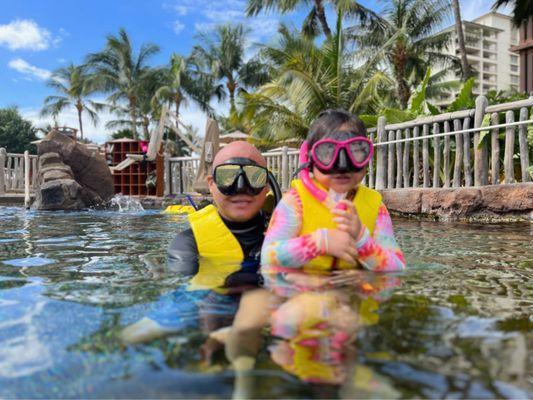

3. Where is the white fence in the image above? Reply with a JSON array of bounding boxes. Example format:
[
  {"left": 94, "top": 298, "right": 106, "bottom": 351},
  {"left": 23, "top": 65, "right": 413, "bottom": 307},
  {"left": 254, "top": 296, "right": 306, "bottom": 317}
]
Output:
[
  {"left": 164, "top": 95, "right": 533, "bottom": 196},
  {"left": 0, "top": 148, "right": 38, "bottom": 206}
]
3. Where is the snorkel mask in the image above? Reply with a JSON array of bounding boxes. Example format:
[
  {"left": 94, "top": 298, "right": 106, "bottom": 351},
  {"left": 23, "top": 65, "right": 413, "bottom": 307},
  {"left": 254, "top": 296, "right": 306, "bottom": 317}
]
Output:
[
  {"left": 213, "top": 157, "right": 282, "bottom": 205},
  {"left": 298, "top": 134, "right": 373, "bottom": 209}
]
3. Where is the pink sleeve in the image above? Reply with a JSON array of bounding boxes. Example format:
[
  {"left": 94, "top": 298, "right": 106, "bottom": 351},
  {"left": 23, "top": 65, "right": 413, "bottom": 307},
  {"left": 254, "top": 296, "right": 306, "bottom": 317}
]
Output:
[
  {"left": 355, "top": 203, "right": 406, "bottom": 272},
  {"left": 260, "top": 189, "right": 326, "bottom": 269}
]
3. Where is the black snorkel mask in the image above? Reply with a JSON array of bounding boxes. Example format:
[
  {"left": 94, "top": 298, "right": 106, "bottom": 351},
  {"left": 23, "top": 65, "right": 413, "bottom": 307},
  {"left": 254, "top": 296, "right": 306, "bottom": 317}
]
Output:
[{"left": 213, "top": 157, "right": 269, "bottom": 196}]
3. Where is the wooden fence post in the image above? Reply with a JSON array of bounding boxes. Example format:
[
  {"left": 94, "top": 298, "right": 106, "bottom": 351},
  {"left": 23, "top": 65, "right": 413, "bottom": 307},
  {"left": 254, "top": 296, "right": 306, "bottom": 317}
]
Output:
[
  {"left": 518, "top": 107, "right": 531, "bottom": 182},
  {"left": 375, "top": 116, "right": 387, "bottom": 190},
  {"left": 422, "top": 124, "right": 430, "bottom": 188},
  {"left": 395, "top": 130, "right": 402, "bottom": 188},
  {"left": 432, "top": 123, "right": 440, "bottom": 188},
  {"left": 0, "top": 148, "right": 5, "bottom": 195},
  {"left": 504, "top": 111, "right": 515, "bottom": 184},
  {"left": 473, "top": 95, "right": 489, "bottom": 186},
  {"left": 443, "top": 121, "right": 450, "bottom": 188},
  {"left": 413, "top": 126, "right": 420, "bottom": 187},
  {"left": 403, "top": 128, "right": 410, "bottom": 188},
  {"left": 368, "top": 131, "right": 374, "bottom": 189},
  {"left": 387, "top": 131, "right": 395, "bottom": 189},
  {"left": 463, "top": 117, "right": 472, "bottom": 187},
  {"left": 24, "top": 151, "right": 30, "bottom": 208},
  {"left": 452, "top": 119, "right": 463, "bottom": 187},
  {"left": 164, "top": 155, "right": 171, "bottom": 196},
  {"left": 490, "top": 112, "right": 500, "bottom": 185},
  {"left": 281, "top": 146, "right": 289, "bottom": 190}
]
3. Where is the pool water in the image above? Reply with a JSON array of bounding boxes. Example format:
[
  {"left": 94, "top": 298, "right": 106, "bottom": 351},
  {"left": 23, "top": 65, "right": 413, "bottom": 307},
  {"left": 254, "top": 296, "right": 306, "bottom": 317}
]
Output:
[{"left": 0, "top": 206, "right": 531, "bottom": 398}]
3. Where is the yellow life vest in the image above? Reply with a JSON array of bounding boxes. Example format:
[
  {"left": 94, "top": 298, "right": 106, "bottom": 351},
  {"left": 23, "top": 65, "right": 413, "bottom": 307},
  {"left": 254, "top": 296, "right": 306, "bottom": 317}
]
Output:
[
  {"left": 187, "top": 204, "right": 244, "bottom": 291},
  {"left": 291, "top": 178, "right": 382, "bottom": 272}
]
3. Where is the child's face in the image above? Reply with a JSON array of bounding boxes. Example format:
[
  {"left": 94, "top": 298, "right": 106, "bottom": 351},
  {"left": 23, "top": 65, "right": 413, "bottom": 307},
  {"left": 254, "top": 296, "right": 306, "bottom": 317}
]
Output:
[{"left": 313, "top": 165, "right": 366, "bottom": 193}]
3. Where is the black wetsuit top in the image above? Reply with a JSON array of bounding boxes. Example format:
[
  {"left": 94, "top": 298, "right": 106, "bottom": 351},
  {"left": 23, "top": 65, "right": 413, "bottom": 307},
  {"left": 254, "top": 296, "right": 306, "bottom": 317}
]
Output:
[{"left": 167, "top": 211, "right": 267, "bottom": 288}]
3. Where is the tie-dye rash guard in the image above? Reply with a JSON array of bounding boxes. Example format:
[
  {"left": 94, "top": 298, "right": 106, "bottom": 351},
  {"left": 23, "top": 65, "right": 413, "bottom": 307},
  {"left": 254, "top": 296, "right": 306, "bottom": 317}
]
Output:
[{"left": 261, "top": 188, "right": 406, "bottom": 289}]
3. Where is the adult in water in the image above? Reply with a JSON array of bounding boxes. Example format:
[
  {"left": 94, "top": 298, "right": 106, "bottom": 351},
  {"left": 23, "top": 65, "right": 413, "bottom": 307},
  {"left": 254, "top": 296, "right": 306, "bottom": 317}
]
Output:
[{"left": 122, "top": 141, "right": 275, "bottom": 345}]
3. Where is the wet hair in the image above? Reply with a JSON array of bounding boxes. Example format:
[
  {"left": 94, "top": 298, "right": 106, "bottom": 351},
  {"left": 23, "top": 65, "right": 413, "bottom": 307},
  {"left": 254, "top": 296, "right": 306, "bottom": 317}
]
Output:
[{"left": 306, "top": 109, "right": 367, "bottom": 148}]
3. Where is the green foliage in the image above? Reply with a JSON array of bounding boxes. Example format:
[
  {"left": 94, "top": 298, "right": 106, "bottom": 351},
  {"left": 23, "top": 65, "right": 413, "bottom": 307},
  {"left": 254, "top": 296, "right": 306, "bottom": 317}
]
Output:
[
  {"left": 477, "top": 114, "right": 492, "bottom": 149},
  {"left": 110, "top": 129, "right": 133, "bottom": 139},
  {"left": 446, "top": 77, "right": 476, "bottom": 112},
  {"left": 0, "top": 107, "right": 38, "bottom": 153}
]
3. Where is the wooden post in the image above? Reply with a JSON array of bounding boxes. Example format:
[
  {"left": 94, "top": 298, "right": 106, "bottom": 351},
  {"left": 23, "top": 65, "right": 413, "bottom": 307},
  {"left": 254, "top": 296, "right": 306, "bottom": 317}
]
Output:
[
  {"left": 422, "top": 124, "right": 430, "bottom": 188},
  {"left": 463, "top": 117, "right": 472, "bottom": 187},
  {"left": 473, "top": 95, "right": 489, "bottom": 186},
  {"left": 433, "top": 123, "right": 441, "bottom": 188},
  {"left": 395, "top": 130, "right": 402, "bottom": 188},
  {"left": 518, "top": 107, "right": 531, "bottom": 182},
  {"left": 31, "top": 156, "right": 38, "bottom": 189},
  {"left": 375, "top": 116, "right": 387, "bottom": 190},
  {"left": 0, "top": 148, "right": 6, "bottom": 195},
  {"left": 452, "top": 119, "right": 463, "bottom": 187},
  {"left": 387, "top": 131, "right": 395, "bottom": 189},
  {"left": 413, "top": 126, "right": 420, "bottom": 187},
  {"left": 24, "top": 151, "right": 30, "bottom": 208},
  {"left": 490, "top": 112, "right": 500, "bottom": 185},
  {"left": 443, "top": 121, "right": 450, "bottom": 188},
  {"left": 164, "top": 155, "right": 170, "bottom": 196},
  {"left": 368, "top": 131, "right": 374, "bottom": 189},
  {"left": 403, "top": 128, "right": 410, "bottom": 188},
  {"left": 504, "top": 111, "right": 515, "bottom": 184},
  {"left": 281, "top": 146, "right": 289, "bottom": 190}
]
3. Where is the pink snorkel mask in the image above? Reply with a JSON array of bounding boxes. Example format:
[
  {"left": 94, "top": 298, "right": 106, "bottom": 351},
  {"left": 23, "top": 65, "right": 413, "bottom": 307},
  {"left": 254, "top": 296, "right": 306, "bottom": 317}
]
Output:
[{"left": 298, "top": 137, "right": 373, "bottom": 208}]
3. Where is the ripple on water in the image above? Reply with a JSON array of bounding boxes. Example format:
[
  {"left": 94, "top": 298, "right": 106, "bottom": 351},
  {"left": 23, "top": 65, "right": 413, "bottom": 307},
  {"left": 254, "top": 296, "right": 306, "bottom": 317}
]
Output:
[{"left": 2, "top": 257, "right": 56, "bottom": 267}]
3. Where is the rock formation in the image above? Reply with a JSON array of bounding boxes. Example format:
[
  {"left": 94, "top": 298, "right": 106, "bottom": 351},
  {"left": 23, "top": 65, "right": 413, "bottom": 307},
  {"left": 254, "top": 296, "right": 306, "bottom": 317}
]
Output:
[{"left": 33, "top": 130, "right": 114, "bottom": 210}]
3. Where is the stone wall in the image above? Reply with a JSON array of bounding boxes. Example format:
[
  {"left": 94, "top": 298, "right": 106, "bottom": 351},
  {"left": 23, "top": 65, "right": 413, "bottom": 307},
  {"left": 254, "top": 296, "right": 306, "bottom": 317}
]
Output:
[{"left": 380, "top": 183, "right": 533, "bottom": 221}]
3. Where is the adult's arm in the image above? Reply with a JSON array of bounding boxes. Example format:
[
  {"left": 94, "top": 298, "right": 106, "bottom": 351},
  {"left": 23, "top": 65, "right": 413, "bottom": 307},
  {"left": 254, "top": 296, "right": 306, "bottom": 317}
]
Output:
[{"left": 167, "top": 228, "right": 200, "bottom": 275}]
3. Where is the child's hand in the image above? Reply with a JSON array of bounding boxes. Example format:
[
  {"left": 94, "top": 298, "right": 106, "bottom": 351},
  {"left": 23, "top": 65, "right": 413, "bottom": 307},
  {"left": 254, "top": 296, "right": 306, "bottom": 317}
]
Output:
[
  {"left": 331, "top": 200, "right": 364, "bottom": 240},
  {"left": 326, "top": 229, "right": 359, "bottom": 265}
]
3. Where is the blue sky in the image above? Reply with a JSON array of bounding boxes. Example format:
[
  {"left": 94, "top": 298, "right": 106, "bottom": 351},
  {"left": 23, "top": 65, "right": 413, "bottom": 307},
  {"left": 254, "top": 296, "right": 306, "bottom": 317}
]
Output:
[{"left": 0, "top": 0, "right": 502, "bottom": 144}]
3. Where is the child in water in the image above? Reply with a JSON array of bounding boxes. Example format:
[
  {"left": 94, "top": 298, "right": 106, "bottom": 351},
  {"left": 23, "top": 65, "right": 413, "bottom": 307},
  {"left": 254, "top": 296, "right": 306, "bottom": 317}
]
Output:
[{"left": 261, "top": 108, "right": 405, "bottom": 295}]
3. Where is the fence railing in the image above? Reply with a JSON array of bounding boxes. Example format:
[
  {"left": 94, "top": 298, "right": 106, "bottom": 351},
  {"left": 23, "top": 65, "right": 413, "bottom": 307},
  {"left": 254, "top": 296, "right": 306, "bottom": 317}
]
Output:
[
  {"left": 165, "top": 95, "right": 532, "bottom": 196},
  {"left": 0, "top": 148, "right": 39, "bottom": 206}
]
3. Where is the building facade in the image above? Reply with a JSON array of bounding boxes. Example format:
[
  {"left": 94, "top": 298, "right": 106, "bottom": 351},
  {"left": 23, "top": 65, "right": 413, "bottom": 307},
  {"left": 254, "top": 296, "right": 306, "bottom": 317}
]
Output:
[
  {"left": 435, "top": 12, "right": 520, "bottom": 106},
  {"left": 510, "top": 17, "right": 533, "bottom": 93}
]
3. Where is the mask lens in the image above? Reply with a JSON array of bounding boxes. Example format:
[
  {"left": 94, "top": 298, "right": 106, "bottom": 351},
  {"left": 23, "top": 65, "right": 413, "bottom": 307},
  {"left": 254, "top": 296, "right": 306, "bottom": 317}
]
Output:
[
  {"left": 348, "top": 140, "right": 371, "bottom": 164},
  {"left": 314, "top": 142, "right": 337, "bottom": 166},
  {"left": 243, "top": 165, "right": 267, "bottom": 189},
  {"left": 215, "top": 165, "right": 241, "bottom": 187}
]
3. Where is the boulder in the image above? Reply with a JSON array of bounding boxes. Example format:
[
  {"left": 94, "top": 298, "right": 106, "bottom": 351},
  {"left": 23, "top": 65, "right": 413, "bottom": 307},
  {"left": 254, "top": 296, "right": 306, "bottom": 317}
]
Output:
[
  {"left": 37, "top": 130, "right": 114, "bottom": 202},
  {"left": 33, "top": 130, "right": 114, "bottom": 210}
]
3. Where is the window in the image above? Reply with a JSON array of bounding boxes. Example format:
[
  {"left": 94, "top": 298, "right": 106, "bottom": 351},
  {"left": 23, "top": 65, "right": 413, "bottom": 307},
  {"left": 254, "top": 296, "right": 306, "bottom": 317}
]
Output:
[
  {"left": 511, "top": 75, "right": 519, "bottom": 84},
  {"left": 511, "top": 64, "right": 518, "bottom": 72},
  {"left": 511, "top": 55, "right": 518, "bottom": 64}
]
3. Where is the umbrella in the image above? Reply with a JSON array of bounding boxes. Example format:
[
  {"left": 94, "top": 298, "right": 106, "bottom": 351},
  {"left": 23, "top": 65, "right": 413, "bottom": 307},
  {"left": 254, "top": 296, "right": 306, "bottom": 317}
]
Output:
[
  {"left": 193, "top": 118, "right": 221, "bottom": 194},
  {"left": 219, "top": 130, "right": 250, "bottom": 143}
]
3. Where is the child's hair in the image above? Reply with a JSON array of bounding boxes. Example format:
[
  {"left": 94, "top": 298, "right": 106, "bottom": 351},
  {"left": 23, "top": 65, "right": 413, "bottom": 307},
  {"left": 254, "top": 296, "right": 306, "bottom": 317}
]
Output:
[{"left": 307, "top": 109, "right": 367, "bottom": 148}]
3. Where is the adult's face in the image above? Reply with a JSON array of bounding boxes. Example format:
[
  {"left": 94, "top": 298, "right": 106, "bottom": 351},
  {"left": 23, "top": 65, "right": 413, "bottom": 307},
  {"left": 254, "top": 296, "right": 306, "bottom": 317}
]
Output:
[{"left": 207, "top": 141, "right": 268, "bottom": 223}]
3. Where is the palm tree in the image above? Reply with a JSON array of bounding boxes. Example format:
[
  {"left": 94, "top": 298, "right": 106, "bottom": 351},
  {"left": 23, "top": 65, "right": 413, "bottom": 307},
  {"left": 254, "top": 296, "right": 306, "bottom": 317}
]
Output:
[
  {"left": 86, "top": 28, "right": 159, "bottom": 140},
  {"left": 40, "top": 64, "right": 101, "bottom": 140},
  {"left": 492, "top": 0, "right": 533, "bottom": 27},
  {"left": 242, "top": 18, "right": 392, "bottom": 141},
  {"left": 191, "top": 23, "right": 269, "bottom": 113},
  {"left": 152, "top": 53, "right": 221, "bottom": 124},
  {"left": 246, "top": 0, "right": 379, "bottom": 39},
  {"left": 348, "top": 0, "right": 454, "bottom": 110},
  {"left": 452, "top": 0, "right": 471, "bottom": 80}
]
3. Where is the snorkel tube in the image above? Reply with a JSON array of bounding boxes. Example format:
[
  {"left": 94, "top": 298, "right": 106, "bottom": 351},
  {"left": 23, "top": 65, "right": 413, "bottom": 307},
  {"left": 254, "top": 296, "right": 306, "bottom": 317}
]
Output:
[{"left": 298, "top": 141, "right": 345, "bottom": 211}]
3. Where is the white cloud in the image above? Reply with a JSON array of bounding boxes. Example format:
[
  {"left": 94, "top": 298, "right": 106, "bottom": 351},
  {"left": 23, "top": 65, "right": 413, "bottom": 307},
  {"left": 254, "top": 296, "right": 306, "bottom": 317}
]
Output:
[
  {"left": 0, "top": 19, "right": 52, "bottom": 51},
  {"left": 174, "top": 5, "right": 189, "bottom": 15},
  {"left": 8, "top": 58, "right": 51, "bottom": 81},
  {"left": 173, "top": 20, "right": 185, "bottom": 34}
]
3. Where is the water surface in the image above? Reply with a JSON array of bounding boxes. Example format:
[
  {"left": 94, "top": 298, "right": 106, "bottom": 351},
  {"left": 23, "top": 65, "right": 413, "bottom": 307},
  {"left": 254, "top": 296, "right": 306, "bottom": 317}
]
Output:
[{"left": 0, "top": 206, "right": 531, "bottom": 398}]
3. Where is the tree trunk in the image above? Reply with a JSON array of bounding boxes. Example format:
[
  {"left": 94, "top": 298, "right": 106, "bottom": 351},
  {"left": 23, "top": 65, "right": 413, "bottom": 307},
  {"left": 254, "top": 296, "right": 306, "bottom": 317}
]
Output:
[
  {"left": 314, "top": 0, "right": 331, "bottom": 38},
  {"left": 142, "top": 116, "right": 150, "bottom": 140},
  {"left": 227, "top": 81, "right": 237, "bottom": 113},
  {"left": 452, "top": 0, "right": 470, "bottom": 80},
  {"left": 129, "top": 97, "right": 138, "bottom": 141},
  {"left": 392, "top": 48, "right": 409, "bottom": 109},
  {"left": 76, "top": 101, "right": 84, "bottom": 141}
]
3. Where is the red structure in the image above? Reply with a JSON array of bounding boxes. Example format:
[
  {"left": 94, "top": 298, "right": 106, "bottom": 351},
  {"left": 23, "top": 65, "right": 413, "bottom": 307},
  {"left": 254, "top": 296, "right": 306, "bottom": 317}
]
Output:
[
  {"left": 511, "top": 16, "right": 533, "bottom": 93},
  {"left": 105, "top": 139, "right": 164, "bottom": 196}
]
